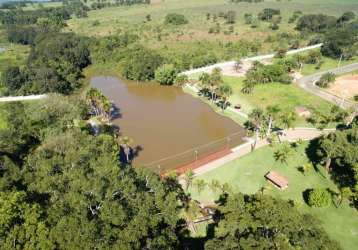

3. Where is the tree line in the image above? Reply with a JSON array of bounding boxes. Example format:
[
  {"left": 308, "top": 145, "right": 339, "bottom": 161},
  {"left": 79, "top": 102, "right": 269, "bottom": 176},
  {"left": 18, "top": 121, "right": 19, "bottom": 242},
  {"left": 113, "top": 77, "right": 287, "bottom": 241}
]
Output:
[
  {"left": 2, "top": 32, "right": 91, "bottom": 95},
  {"left": 296, "top": 12, "right": 357, "bottom": 60}
]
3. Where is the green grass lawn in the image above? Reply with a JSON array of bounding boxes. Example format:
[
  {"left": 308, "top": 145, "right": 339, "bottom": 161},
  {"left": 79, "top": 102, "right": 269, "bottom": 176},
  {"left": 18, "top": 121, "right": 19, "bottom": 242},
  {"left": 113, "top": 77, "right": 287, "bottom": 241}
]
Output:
[
  {"left": 189, "top": 142, "right": 358, "bottom": 250},
  {"left": 184, "top": 75, "right": 335, "bottom": 128},
  {"left": 301, "top": 56, "right": 358, "bottom": 76},
  {"left": 224, "top": 76, "right": 334, "bottom": 127}
]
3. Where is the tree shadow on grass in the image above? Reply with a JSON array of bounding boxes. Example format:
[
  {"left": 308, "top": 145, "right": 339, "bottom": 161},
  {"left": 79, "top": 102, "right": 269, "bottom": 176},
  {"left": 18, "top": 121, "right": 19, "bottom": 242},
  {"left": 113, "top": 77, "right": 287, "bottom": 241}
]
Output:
[
  {"left": 305, "top": 138, "right": 327, "bottom": 179},
  {"left": 302, "top": 188, "right": 312, "bottom": 205}
]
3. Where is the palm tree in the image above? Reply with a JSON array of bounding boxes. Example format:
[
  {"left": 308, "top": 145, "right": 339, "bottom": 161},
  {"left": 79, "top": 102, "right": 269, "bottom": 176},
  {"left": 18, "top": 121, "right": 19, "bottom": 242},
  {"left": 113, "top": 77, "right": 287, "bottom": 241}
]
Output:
[
  {"left": 266, "top": 105, "right": 281, "bottom": 136},
  {"left": 193, "top": 179, "right": 206, "bottom": 195},
  {"left": 280, "top": 111, "right": 297, "bottom": 130},
  {"left": 248, "top": 109, "right": 266, "bottom": 150},
  {"left": 119, "top": 136, "right": 134, "bottom": 163},
  {"left": 210, "top": 67, "right": 223, "bottom": 101},
  {"left": 319, "top": 134, "right": 339, "bottom": 172},
  {"left": 199, "top": 72, "right": 211, "bottom": 97},
  {"left": 184, "top": 170, "right": 195, "bottom": 191},
  {"left": 218, "top": 84, "right": 233, "bottom": 110},
  {"left": 234, "top": 59, "right": 242, "bottom": 72},
  {"left": 274, "top": 143, "right": 293, "bottom": 164},
  {"left": 86, "top": 88, "right": 111, "bottom": 122},
  {"left": 260, "top": 184, "right": 272, "bottom": 195},
  {"left": 209, "top": 179, "right": 221, "bottom": 194},
  {"left": 220, "top": 182, "right": 233, "bottom": 194},
  {"left": 86, "top": 88, "right": 101, "bottom": 116}
]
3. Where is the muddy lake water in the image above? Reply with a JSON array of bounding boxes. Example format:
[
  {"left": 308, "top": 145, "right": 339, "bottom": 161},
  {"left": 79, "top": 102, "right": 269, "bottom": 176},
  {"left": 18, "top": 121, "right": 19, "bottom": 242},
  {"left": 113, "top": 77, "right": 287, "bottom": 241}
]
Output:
[{"left": 91, "top": 76, "right": 245, "bottom": 172}]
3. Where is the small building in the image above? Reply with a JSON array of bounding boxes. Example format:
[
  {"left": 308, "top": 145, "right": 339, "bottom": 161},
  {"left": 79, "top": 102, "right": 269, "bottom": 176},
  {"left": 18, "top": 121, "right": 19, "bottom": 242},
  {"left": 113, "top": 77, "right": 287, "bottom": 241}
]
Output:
[
  {"left": 265, "top": 171, "right": 288, "bottom": 190},
  {"left": 295, "top": 106, "right": 311, "bottom": 118}
]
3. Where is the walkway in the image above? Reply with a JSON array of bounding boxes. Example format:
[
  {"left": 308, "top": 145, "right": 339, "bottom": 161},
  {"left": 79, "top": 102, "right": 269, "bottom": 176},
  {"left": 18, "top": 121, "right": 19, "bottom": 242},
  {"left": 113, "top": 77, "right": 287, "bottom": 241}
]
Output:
[
  {"left": 182, "top": 44, "right": 323, "bottom": 76},
  {"left": 190, "top": 128, "right": 334, "bottom": 177},
  {"left": 0, "top": 94, "right": 47, "bottom": 102},
  {"left": 296, "top": 63, "right": 358, "bottom": 110}
]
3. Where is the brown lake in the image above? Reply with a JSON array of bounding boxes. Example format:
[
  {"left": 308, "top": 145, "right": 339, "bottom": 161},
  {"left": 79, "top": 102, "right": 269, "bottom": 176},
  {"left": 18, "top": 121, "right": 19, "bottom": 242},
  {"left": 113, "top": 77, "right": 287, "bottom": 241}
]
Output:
[{"left": 91, "top": 76, "right": 245, "bottom": 172}]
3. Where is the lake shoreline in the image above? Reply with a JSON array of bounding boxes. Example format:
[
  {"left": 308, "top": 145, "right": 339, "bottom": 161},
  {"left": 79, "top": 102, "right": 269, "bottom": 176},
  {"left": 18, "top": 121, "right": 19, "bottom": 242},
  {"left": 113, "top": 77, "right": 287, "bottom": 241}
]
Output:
[{"left": 90, "top": 75, "right": 246, "bottom": 172}]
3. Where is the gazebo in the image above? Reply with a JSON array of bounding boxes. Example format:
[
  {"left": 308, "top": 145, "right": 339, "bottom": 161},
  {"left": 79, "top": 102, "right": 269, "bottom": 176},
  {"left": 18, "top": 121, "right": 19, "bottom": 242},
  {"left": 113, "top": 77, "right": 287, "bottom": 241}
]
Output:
[{"left": 265, "top": 171, "right": 288, "bottom": 190}]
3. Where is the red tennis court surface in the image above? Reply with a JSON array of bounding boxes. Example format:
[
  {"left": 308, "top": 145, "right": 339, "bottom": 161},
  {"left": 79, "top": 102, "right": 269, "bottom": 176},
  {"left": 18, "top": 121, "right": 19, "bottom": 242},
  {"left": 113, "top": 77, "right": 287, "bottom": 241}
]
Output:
[{"left": 173, "top": 148, "right": 232, "bottom": 175}]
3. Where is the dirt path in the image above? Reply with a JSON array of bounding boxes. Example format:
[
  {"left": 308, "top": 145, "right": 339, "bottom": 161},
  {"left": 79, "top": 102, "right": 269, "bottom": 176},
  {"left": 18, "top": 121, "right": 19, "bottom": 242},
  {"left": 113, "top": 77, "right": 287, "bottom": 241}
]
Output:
[
  {"left": 182, "top": 44, "right": 323, "bottom": 76},
  {"left": 0, "top": 95, "right": 47, "bottom": 102}
]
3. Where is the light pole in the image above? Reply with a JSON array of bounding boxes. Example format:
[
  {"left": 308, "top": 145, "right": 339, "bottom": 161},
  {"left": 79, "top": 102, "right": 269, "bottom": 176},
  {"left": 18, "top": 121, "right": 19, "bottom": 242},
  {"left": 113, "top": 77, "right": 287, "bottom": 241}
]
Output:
[{"left": 338, "top": 53, "right": 343, "bottom": 68}]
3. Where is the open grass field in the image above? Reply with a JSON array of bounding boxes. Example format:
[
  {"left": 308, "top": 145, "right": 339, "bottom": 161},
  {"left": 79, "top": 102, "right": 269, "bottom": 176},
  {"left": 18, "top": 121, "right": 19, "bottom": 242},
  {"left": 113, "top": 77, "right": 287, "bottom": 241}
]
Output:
[
  {"left": 189, "top": 142, "right": 358, "bottom": 250},
  {"left": 0, "top": 30, "right": 30, "bottom": 73},
  {"left": 66, "top": 0, "right": 358, "bottom": 57},
  {"left": 224, "top": 76, "right": 334, "bottom": 126}
]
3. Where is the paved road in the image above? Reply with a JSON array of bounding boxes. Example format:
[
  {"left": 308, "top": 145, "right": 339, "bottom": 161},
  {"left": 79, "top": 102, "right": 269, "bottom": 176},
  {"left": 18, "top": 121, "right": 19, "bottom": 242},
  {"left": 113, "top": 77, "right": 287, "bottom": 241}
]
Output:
[
  {"left": 296, "top": 63, "right": 358, "bottom": 110},
  {"left": 182, "top": 44, "right": 323, "bottom": 76},
  {"left": 0, "top": 95, "right": 47, "bottom": 102},
  {"left": 187, "top": 128, "right": 334, "bottom": 177}
]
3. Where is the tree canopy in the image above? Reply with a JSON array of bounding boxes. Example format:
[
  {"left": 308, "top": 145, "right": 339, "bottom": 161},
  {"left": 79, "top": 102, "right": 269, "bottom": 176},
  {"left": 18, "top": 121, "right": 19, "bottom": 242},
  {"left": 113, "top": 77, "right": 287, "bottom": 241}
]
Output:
[{"left": 205, "top": 193, "right": 342, "bottom": 250}]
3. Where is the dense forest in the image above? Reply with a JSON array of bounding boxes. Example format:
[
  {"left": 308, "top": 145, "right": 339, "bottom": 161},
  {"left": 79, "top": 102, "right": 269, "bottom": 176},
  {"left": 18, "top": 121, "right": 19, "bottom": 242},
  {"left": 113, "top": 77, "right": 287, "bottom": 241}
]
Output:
[{"left": 0, "top": 1, "right": 357, "bottom": 249}]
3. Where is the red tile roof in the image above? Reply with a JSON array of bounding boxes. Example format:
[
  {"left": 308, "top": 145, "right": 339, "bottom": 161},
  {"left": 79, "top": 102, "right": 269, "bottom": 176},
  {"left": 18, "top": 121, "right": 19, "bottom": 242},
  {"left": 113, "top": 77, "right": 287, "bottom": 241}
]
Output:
[{"left": 265, "top": 171, "right": 288, "bottom": 189}]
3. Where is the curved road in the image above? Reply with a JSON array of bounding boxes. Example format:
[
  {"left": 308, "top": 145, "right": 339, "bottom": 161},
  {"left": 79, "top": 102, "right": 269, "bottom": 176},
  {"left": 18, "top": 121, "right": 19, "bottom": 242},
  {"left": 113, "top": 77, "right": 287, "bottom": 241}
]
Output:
[{"left": 296, "top": 63, "right": 358, "bottom": 110}]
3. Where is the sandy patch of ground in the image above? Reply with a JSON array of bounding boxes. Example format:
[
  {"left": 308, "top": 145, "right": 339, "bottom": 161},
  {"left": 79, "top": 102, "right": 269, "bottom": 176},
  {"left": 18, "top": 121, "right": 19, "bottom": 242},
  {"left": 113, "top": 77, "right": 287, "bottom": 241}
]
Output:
[
  {"left": 221, "top": 59, "right": 272, "bottom": 77},
  {"left": 327, "top": 74, "right": 358, "bottom": 100},
  {"left": 221, "top": 60, "right": 253, "bottom": 77}
]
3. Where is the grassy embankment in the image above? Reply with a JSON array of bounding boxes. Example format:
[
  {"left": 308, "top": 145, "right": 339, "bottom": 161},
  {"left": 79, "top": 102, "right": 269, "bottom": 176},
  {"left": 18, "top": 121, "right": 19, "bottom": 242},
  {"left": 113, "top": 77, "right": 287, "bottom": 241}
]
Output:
[{"left": 189, "top": 142, "right": 358, "bottom": 250}]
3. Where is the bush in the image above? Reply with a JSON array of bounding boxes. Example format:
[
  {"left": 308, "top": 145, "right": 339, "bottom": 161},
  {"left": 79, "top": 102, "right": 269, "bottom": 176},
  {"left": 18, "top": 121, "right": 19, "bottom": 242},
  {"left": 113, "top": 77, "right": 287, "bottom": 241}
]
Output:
[
  {"left": 92, "top": 20, "right": 100, "bottom": 26},
  {"left": 321, "top": 29, "right": 357, "bottom": 59},
  {"left": 155, "top": 64, "right": 178, "bottom": 85},
  {"left": 305, "top": 50, "right": 322, "bottom": 64},
  {"left": 296, "top": 14, "right": 337, "bottom": 33},
  {"left": 164, "top": 13, "right": 188, "bottom": 25},
  {"left": 121, "top": 46, "right": 162, "bottom": 81},
  {"left": 6, "top": 25, "right": 38, "bottom": 45},
  {"left": 308, "top": 189, "right": 332, "bottom": 207},
  {"left": 316, "top": 72, "right": 336, "bottom": 88},
  {"left": 1, "top": 66, "right": 28, "bottom": 94},
  {"left": 354, "top": 95, "right": 358, "bottom": 102}
]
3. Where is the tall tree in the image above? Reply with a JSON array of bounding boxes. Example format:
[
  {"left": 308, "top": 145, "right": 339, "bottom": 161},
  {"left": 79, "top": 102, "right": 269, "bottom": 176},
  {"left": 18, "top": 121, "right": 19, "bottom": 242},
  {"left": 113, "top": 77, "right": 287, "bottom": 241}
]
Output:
[
  {"left": 218, "top": 84, "right": 233, "bottom": 110},
  {"left": 247, "top": 109, "right": 266, "bottom": 150},
  {"left": 205, "top": 193, "right": 341, "bottom": 250},
  {"left": 266, "top": 105, "right": 281, "bottom": 136}
]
